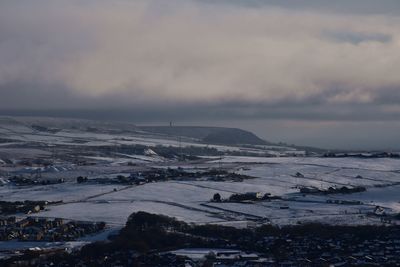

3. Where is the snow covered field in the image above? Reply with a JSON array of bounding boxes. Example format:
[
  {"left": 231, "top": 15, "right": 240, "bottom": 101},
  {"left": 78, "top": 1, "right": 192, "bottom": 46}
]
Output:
[
  {"left": 1, "top": 117, "right": 399, "bottom": 231},
  {"left": 1, "top": 156, "right": 398, "bottom": 228}
]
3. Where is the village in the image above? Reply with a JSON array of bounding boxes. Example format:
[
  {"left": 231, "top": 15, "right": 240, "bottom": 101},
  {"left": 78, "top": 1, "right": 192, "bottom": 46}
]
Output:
[
  {"left": 0, "top": 216, "right": 105, "bottom": 242},
  {"left": 2, "top": 212, "right": 400, "bottom": 266}
]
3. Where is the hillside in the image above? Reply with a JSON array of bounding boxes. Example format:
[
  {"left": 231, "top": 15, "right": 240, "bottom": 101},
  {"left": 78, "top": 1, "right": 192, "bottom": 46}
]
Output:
[
  {"left": 0, "top": 116, "right": 269, "bottom": 146},
  {"left": 139, "top": 126, "right": 268, "bottom": 145}
]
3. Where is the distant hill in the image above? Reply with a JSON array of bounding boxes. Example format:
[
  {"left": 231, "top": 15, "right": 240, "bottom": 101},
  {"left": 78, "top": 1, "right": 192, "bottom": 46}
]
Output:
[
  {"left": 139, "top": 126, "right": 268, "bottom": 145},
  {"left": 0, "top": 116, "right": 139, "bottom": 134},
  {"left": 0, "top": 116, "right": 269, "bottom": 146}
]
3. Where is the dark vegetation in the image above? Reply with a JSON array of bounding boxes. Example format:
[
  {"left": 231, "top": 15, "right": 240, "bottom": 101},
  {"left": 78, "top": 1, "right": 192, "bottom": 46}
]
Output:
[
  {"left": 299, "top": 185, "right": 366, "bottom": 195},
  {"left": 77, "top": 168, "right": 253, "bottom": 185},
  {"left": 0, "top": 200, "right": 59, "bottom": 215},
  {"left": 9, "top": 176, "right": 65, "bottom": 186},
  {"left": 213, "top": 192, "right": 281, "bottom": 203},
  {"left": 323, "top": 152, "right": 400, "bottom": 158}
]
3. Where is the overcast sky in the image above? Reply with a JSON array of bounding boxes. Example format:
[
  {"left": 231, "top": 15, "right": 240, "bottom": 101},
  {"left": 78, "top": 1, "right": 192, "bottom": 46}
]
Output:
[{"left": 1, "top": 0, "right": 400, "bottom": 150}]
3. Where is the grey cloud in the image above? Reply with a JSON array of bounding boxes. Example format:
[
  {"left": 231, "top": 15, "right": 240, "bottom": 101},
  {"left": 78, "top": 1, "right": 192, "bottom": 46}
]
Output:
[
  {"left": 207, "top": 0, "right": 400, "bottom": 15},
  {"left": 324, "top": 31, "right": 392, "bottom": 44},
  {"left": 1, "top": 0, "right": 400, "bottom": 149},
  {"left": 1, "top": 0, "right": 400, "bottom": 105}
]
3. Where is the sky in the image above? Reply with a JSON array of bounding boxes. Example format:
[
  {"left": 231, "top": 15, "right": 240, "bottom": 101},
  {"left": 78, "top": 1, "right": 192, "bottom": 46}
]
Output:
[{"left": 0, "top": 0, "right": 400, "bottom": 150}]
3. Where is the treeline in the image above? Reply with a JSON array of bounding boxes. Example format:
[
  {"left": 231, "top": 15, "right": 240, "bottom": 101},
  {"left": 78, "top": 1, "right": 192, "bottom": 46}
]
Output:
[
  {"left": 0, "top": 200, "right": 55, "bottom": 215},
  {"left": 300, "top": 185, "right": 366, "bottom": 195}
]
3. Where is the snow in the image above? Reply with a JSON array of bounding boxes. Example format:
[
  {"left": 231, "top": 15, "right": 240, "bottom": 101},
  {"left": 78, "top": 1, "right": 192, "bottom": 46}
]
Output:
[
  {"left": 171, "top": 248, "right": 242, "bottom": 260},
  {"left": 0, "top": 183, "right": 126, "bottom": 202},
  {"left": 1, "top": 117, "right": 399, "bottom": 228},
  {"left": 332, "top": 185, "right": 400, "bottom": 212},
  {"left": 1, "top": 156, "right": 399, "bottom": 227},
  {"left": 215, "top": 156, "right": 400, "bottom": 172},
  {"left": 32, "top": 201, "right": 219, "bottom": 225}
]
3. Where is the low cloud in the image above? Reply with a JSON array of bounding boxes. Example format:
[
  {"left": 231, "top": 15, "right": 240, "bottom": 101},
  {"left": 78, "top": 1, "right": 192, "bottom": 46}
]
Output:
[{"left": 0, "top": 0, "right": 400, "bottom": 122}]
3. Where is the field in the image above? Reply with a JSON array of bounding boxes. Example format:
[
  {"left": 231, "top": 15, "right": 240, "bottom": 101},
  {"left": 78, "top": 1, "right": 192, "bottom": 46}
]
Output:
[
  {"left": 0, "top": 117, "right": 399, "bottom": 229},
  {"left": 1, "top": 156, "right": 399, "bottom": 227}
]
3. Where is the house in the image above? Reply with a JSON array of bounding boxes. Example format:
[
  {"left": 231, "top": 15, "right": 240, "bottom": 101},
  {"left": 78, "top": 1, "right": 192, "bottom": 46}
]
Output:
[
  {"left": 244, "top": 192, "right": 263, "bottom": 199},
  {"left": 300, "top": 186, "right": 319, "bottom": 194},
  {"left": 0, "top": 216, "right": 16, "bottom": 226},
  {"left": 374, "top": 206, "right": 386, "bottom": 216}
]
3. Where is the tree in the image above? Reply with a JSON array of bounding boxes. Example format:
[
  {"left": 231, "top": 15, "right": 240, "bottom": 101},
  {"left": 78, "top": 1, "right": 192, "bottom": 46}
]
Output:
[
  {"left": 77, "top": 176, "right": 87, "bottom": 183},
  {"left": 212, "top": 193, "right": 221, "bottom": 202}
]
